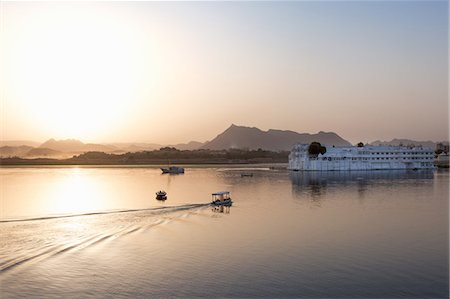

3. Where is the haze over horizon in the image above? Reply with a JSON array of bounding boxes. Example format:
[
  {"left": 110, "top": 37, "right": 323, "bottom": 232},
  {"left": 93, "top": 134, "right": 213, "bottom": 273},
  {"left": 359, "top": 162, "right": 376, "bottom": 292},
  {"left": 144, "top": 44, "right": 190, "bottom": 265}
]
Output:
[
  {"left": 1, "top": 1, "right": 448, "bottom": 145},
  {"left": 1, "top": 123, "right": 447, "bottom": 149}
]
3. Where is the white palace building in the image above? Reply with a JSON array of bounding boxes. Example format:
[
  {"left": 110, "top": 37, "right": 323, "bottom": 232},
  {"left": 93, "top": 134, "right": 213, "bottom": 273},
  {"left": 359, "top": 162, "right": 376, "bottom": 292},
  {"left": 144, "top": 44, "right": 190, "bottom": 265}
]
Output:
[{"left": 288, "top": 144, "right": 435, "bottom": 171}]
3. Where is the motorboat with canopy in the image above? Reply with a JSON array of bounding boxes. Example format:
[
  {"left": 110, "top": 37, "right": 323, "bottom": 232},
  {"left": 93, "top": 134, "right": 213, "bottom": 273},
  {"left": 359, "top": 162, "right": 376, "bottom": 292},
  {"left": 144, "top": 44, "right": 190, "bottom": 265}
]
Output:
[{"left": 211, "top": 191, "right": 232, "bottom": 206}]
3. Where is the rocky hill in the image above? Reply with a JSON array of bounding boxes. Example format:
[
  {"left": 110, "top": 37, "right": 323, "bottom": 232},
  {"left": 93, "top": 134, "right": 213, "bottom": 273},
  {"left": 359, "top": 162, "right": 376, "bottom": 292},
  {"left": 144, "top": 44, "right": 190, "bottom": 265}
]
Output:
[{"left": 201, "top": 124, "right": 351, "bottom": 151}]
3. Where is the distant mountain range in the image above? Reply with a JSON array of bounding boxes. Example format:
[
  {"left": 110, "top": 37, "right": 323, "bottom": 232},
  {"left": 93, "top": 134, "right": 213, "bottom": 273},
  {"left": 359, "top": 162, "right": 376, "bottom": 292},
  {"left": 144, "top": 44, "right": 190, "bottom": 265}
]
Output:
[
  {"left": 201, "top": 124, "right": 351, "bottom": 151},
  {"left": 0, "top": 145, "right": 34, "bottom": 157},
  {"left": 40, "top": 138, "right": 118, "bottom": 153},
  {"left": 1, "top": 125, "right": 445, "bottom": 159},
  {"left": 0, "top": 140, "right": 41, "bottom": 147},
  {"left": 369, "top": 138, "right": 442, "bottom": 149}
]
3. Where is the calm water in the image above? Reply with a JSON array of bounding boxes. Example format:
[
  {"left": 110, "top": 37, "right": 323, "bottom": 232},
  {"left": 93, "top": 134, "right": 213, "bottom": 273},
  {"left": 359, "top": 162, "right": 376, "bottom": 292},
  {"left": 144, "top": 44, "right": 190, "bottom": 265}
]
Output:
[{"left": 0, "top": 166, "right": 448, "bottom": 298}]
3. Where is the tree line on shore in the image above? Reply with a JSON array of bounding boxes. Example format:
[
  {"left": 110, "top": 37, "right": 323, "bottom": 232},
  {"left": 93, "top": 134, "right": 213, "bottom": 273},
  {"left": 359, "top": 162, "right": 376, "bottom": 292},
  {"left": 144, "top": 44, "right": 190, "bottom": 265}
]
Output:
[{"left": 0, "top": 147, "right": 290, "bottom": 165}]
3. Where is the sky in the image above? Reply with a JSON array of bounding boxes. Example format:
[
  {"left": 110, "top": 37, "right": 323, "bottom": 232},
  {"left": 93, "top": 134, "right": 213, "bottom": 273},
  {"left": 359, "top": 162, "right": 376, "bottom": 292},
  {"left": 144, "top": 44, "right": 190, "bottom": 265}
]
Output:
[{"left": 1, "top": 1, "right": 448, "bottom": 144}]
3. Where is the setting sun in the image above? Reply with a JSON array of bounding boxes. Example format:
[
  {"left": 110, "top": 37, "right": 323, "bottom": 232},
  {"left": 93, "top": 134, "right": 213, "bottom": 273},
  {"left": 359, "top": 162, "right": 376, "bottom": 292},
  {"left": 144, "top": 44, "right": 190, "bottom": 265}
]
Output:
[{"left": 2, "top": 3, "right": 157, "bottom": 140}]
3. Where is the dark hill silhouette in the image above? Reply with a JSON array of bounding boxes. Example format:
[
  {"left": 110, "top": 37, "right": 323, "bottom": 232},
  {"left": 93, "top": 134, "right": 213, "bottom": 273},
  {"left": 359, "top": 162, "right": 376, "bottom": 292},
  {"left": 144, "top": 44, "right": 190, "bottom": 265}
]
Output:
[{"left": 201, "top": 124, "right": 351, "bottom": 151}]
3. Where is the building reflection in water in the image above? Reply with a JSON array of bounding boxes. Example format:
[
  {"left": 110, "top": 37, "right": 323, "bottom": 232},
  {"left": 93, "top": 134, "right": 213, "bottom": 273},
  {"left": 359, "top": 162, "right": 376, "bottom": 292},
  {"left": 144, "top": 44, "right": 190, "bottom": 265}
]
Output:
[{"left": 290, "top": 170, "right": 435, "bottom": 204}]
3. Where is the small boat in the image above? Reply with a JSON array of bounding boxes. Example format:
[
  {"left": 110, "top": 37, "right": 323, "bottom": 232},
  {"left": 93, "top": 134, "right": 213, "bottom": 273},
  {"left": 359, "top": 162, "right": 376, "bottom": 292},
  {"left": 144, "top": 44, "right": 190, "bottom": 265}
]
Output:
[
  {"left": 161, "top": 166, "right": 184, "bottom": 174},
  {"left": 241, "top": 173, "right": 253, "bottom": 177},
  {"left": 156, "top": 190, "right": 167, "bottom": 200},
  {"left": 211, "top": 191, "right": 232, "bottom": 206}
]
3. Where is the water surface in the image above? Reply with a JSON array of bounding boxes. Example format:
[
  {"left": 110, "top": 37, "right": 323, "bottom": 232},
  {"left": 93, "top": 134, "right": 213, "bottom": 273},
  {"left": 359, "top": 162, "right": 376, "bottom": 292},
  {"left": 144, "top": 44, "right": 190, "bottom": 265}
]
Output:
[{"left": 0, "top": 166, "right": 448, "bottom": 298}]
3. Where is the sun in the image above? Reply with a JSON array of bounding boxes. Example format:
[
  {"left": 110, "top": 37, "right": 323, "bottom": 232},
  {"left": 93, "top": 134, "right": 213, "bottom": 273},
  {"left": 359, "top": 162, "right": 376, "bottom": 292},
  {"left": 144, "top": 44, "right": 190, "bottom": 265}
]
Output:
[{"left": 2, "top": 3, "right": 156, "bottom": 141}]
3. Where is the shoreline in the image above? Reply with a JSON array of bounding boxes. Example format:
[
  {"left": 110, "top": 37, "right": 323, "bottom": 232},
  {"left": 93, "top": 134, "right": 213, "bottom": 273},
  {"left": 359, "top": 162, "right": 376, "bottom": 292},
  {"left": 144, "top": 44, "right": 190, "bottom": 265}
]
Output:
[{"left": 0, "top": 162, "right": 289, "bottom": 168}]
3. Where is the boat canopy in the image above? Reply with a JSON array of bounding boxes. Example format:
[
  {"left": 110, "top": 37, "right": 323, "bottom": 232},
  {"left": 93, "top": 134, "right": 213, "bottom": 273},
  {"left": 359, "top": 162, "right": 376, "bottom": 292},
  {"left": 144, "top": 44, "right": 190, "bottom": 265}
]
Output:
[
  {"left": 212, "top": 191, "right": 230, "bottom": 196},
  {"left": 212, "top": 191, "right": 230, "bottom": 201}
]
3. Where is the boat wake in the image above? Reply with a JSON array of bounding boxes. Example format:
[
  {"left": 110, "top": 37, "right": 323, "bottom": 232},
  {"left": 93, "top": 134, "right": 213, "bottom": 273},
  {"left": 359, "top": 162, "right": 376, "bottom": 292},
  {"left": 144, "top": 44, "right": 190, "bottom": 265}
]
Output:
[
  {"left": 0, "top": 203, "right": 209, "bottom": 273},
  {"left": 0, "top": 203, "right": 208, "bottom": 223}
]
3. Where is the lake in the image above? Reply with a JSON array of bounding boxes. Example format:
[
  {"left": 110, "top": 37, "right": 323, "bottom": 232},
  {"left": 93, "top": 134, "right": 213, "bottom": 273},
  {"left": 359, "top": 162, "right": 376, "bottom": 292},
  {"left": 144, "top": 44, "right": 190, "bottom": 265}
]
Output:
[{"left": 0, "top": 166, "right": 448, "bottom": 298}]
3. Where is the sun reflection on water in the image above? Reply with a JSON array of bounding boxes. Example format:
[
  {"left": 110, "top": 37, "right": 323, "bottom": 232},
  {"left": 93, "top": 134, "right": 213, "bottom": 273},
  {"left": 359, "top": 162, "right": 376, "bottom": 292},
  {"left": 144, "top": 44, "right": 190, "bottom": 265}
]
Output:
[{"left": 47, "top": 168, "right": 109, "bottom": 216}]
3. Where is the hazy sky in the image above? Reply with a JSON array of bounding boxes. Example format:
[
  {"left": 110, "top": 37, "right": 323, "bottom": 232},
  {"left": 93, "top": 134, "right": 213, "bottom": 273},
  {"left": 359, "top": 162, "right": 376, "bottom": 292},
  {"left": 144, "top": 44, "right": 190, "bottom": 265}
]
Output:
[{"left": 1, "top": 1, "right": 448, "bottom": 144}]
